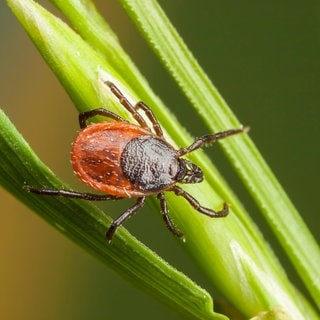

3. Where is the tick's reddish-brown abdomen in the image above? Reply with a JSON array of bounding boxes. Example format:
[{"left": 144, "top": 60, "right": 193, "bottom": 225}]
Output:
[{"left": 71, "top": 122, "right": 155, "bottom": 198}]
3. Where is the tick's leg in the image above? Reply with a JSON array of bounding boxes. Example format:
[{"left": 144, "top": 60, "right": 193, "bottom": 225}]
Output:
[
  {"left": 106, "top": 197, "right": 146, "bottom": 242},
  {"left": 171, "top": 186, "right": 229, "bottom": 217},
  {"left": 24, "top": 186, "right": 124, "bottom": 201},
  {"left": 79, "top": 108, "right": 127, "bottom": 129},
  {"left": 135, "top": 102, "right": 164, "bottom": 138},
  {"left": 177, "top": 126, "right": 250, "bottom": 156},
  {"left": 104, "top": 81, "right": 149, "bottom": 129},
  {"left": 157, "top": 193, "right": 184, "bottom": 237}
]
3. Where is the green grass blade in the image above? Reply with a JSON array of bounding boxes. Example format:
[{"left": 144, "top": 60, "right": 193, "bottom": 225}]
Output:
[
  {"left": 0, "top": 109, "right": 226, "bottom": 319},
  {"left": 2, "top": 1, "right": 233, "bottom": 319},
  {"left": 119, "top": 0, "right": 320, "bottom": 308}
]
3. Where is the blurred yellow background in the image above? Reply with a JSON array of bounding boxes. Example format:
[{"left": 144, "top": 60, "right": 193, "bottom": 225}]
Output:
[{"left": 1, "top": 1, "right": 319, "bottom": 319}]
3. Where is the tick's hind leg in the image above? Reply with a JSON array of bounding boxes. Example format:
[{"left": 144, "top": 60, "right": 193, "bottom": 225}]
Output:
[
  {"left": 79, "top": 108, "right": 127, "bottom": 129},
  {"left": 157, "top": 193, "right": 184, "bottom": 238},
  {"left": 24, "top": 185, "right": 124, "bottom": 201},
  {"left": 171, "top": 186, "right": 229, "bottom": 217},
  {"left": 106, "top": 197, "right": 146, "bottom": 242}
]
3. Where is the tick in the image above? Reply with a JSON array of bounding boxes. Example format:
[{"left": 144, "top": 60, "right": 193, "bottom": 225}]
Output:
[{"left": 26, "top": 81, "right": 249, "bottom": 241}]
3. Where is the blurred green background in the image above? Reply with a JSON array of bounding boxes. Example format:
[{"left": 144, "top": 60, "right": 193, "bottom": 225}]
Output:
[{"left": 1, "top": 1, "right": 319, "bottom": 319}]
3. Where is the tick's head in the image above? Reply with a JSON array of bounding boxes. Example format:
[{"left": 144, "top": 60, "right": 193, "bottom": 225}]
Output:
[{"left": 175, "top": 158, "right": 203, "bottom": 184}]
